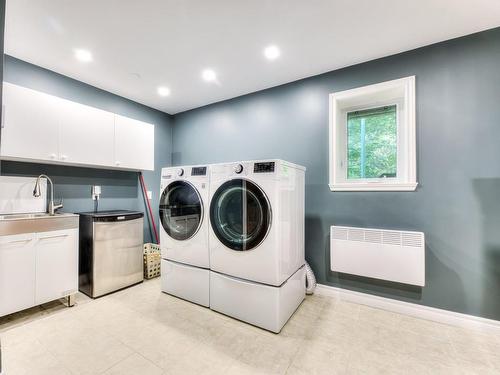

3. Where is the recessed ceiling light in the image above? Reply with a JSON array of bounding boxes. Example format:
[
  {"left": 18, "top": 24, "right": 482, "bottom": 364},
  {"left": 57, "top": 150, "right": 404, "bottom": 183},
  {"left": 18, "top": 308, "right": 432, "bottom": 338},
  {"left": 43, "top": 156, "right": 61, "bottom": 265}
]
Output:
[
  {"left": 157, "top": 86, "right": 171, "bottom": 97},
  {"left": 264, "top": 45, "right": 280, "bottom": 60},
  {"left": 202, "top": 69, "right": 217, "bottom": 82},
  {"left": 74, "top": 49, "right": 93, "bottom": 62}
]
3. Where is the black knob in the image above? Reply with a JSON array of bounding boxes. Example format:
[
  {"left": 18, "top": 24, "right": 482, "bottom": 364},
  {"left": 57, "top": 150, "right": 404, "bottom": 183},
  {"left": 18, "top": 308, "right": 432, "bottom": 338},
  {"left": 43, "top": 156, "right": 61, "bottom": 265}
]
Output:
[{"left": 234, "top": 164, "right": 243, "bottom": 174}]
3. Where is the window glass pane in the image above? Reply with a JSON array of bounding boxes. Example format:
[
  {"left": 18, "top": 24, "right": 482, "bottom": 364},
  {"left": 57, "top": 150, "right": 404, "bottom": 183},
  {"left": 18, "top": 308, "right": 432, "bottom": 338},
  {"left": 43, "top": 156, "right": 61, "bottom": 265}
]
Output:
[{"left": 347, "top": 105, "right": 397, "bottom": 179}]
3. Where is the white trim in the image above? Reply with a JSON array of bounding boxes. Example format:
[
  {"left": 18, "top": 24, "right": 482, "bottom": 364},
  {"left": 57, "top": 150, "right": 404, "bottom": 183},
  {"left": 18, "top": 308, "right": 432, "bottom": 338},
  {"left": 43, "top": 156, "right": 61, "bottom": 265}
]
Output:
[
  {"left": 329, "top": 182, "right": 418, "bottom": 192},
  {"left": 316, "top": 284, "right": 500, "bottom": 333},
  {"left": 329, "top": 76, "right": 417, "bottom": 192}
]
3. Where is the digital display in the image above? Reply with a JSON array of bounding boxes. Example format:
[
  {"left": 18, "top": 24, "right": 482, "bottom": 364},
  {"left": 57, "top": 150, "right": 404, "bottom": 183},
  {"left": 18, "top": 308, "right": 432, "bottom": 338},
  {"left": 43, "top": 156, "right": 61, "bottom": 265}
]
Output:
[
  {"left": 191, "top": 166, "right": 207, "bottom": 176},
  {"left": 254, "top": 162, "right": 275, "bottom": 173}
]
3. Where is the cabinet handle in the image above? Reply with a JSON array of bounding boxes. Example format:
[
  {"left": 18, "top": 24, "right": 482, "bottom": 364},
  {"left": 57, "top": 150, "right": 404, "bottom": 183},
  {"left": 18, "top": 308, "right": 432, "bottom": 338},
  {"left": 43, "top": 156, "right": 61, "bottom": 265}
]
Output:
[
  {"left": 1, "top": 104, "right": 5, "bottom": 129},
  {"left": 60, "top": 155, "right": 68, "bottom": 161},
  {"left": 50, "top": 153, "right": 57, "bottom": 159},
  {"left": 115, "top": 161, "right": 121, "bottom": 166},
  {"left": 38, "top": 234, "right": 69, "bottom": 240},
  {"left": 5, "top": 238, "right": 32, "bottom": 244}
]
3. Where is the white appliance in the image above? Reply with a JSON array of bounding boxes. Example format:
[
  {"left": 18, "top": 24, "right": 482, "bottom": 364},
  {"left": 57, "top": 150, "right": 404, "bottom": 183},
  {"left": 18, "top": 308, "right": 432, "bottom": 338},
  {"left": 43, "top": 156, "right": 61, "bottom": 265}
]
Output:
[
  {"left": 159, "top": 165, "right": 210, "bottom": 306},
  {"left": 330, "top": 226, "right": 425, "bottom": 286},
  {"left": 208, "top": 159, "right": 306, "bottom": 332}
]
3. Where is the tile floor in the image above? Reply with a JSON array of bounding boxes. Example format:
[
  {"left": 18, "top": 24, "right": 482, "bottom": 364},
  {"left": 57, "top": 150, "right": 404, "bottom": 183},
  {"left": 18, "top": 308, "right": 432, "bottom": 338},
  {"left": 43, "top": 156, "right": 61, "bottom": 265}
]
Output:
[{"left": 1, "top": 279, "right": 500, "bottom": 374}]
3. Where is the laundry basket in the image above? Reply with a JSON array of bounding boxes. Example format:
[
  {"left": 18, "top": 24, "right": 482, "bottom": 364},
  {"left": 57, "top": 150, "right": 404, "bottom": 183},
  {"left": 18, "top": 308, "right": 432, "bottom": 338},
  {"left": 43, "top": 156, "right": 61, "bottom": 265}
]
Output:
[{"left": 143, "top": 243, "right": 161, "bottom": 279}]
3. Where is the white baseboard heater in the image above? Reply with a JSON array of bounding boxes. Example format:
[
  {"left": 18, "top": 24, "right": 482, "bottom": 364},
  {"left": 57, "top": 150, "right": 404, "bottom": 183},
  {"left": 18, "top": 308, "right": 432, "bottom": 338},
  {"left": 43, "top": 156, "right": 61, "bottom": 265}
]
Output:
[{"left": 330, "top": 226, "right": 425, "bottom": 286}]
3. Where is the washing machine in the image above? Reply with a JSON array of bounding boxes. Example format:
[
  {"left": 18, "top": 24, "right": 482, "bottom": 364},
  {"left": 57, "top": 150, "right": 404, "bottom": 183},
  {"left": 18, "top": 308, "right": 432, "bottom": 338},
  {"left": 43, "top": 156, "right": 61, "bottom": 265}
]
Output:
[
  {"left": 159, "top": 165, "right": 210, "bottom": 306},
  {"left": 208, "top": 159, "right": 306, "bottom": 332}
]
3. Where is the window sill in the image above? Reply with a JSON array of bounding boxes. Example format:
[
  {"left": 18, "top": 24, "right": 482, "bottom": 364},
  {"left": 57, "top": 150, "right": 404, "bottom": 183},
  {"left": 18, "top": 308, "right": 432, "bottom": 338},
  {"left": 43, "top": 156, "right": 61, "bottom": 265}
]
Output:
[{"left": 329, "top": 182, "right": 418, "bottom": 192}]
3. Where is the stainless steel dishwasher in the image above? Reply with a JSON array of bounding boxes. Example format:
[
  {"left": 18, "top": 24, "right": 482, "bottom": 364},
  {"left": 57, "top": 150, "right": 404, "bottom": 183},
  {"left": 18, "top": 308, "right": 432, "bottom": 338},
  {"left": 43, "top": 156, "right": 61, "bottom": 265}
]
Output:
[{"left": 78, "top": 210, "right": 144, "bottom": 298}]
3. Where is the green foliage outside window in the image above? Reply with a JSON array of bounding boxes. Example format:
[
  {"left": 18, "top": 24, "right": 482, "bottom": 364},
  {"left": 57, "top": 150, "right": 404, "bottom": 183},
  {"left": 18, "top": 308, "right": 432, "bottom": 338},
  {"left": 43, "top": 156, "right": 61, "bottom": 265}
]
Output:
[{"left": 347, "top": 105, "right": 397, "bottom": 179}]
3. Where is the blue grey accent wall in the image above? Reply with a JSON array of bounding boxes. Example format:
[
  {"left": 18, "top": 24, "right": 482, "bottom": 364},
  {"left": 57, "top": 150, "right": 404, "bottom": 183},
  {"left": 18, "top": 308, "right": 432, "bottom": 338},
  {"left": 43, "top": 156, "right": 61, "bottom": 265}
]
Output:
[
  {"left": 0, "top": 55, "right": 174, "bottom": 243},
  {"left": 172, "top": 28, "right": 500, "bottom": 320}
]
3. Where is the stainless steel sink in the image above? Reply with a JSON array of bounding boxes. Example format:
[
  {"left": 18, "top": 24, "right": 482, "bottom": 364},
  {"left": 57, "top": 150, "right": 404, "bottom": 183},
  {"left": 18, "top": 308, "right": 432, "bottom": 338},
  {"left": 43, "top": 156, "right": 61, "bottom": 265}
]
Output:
[
  {"left": 0, "top": 212, "right": 79, "bottom": 236},
  {"left": 0, "top": 212, "right": 76, "bottom": 221}
]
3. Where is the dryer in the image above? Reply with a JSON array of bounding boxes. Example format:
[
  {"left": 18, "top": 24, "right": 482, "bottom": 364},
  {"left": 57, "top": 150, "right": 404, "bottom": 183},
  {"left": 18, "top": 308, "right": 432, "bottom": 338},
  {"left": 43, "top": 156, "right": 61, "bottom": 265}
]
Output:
[
  {"left": 209, "top": 159, "right": 305, "bottom": 286},
  {"left": 208, "top": 159, "right": 306, "bottom": 332},
  {"left": 159, "top": 165, "right": 210, "bottom": 306}
]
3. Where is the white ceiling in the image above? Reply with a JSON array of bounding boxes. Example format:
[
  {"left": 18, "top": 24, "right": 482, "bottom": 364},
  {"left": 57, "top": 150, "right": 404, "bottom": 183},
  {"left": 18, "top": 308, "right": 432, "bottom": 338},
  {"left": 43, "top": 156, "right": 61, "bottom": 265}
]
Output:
[{"left": 5, "top": 1, "right": 500, "bottom": 114}]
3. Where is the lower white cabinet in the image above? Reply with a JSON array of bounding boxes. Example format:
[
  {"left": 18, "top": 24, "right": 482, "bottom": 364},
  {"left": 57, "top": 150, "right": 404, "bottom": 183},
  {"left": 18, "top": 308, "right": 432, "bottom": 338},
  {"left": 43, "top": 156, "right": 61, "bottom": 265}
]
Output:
[
  {"left": 35, "top": 229, "right": 78, "bottom": 305},
  {"left": 0, "top": 228, "right": 78, "bottom": 317},
  {"left": 0, "top": 233, "right": 36, "bottom": 317}
]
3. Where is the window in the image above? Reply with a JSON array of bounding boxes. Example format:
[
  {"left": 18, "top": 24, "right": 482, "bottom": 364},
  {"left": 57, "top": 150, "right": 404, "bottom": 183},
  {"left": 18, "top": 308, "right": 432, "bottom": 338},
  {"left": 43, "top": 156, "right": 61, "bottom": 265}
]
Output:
[
  {"left": 347, "top": 105, "right": 397, "bottom": 179},
  {"left": 329, "top": 76, "right": 417, "bottom": 191}
]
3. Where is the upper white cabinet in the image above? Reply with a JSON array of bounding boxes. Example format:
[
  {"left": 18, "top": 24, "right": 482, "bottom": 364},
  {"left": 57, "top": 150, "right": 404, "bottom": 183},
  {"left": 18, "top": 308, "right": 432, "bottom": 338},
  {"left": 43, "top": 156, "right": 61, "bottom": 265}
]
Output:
[
  {"left": 1, "top": 83, "right": 60, "bottom": 162},
  {"left": 115, "top": 114, "right": 154, "bottom": 171},
  {"left": 59, "top": 100, "right": 115, "bottom": 167},
  {"left": 0, "top": 82, "right": 154, "bottom": 171}
]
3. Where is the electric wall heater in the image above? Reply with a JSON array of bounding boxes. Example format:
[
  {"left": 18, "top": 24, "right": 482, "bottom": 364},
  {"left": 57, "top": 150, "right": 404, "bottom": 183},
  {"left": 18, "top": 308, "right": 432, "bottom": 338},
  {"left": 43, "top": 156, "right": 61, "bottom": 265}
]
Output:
[{"left": 330, "top": 226, "right": 425, "bottom": 286}]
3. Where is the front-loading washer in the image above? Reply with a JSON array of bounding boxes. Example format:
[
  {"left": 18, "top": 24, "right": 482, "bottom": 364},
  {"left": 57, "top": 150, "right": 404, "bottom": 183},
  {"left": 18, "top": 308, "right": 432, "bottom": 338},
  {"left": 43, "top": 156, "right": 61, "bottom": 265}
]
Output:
[
  {"left": 208, "top": 159, "right": 306, "bottom": 332},
  {"left": 159, "top": 165, "right": 210, "bottom": 306}
]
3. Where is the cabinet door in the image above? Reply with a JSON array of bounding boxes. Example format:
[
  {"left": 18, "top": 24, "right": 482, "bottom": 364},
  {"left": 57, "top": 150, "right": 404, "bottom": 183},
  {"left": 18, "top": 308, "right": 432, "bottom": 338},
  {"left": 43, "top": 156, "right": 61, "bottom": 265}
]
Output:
[
  {"left": 114, "top": 114, "right": 154, "bottom": 170},
  {"left": 59, "top": 100, "right": 115, "bottom": 166},
  {"left": 1, "top": 82, "right": 60, "bottom": 162},
  {"left": 35, "top": 229, "right": 78, "bottom": 305},
  {"left": 0, "top": 233, "right": 36, "bottom": 317}
]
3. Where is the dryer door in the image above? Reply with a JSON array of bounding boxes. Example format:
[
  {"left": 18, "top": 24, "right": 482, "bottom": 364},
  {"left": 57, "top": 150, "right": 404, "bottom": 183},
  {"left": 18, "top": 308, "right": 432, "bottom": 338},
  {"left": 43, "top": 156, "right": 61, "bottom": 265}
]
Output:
[
  {"left": 210, "top": 179, "right": 271, "bottom": 251},
  {"left": 159, "top": 181, "right": 203, "bottom": 241}
]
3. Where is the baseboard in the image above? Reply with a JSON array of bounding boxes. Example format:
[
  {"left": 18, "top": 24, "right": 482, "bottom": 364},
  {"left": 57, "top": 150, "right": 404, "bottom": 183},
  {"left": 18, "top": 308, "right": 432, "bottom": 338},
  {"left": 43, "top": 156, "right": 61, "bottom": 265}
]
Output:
[{"left": 316, "top": 283, "right": 500, "bottom": 333}]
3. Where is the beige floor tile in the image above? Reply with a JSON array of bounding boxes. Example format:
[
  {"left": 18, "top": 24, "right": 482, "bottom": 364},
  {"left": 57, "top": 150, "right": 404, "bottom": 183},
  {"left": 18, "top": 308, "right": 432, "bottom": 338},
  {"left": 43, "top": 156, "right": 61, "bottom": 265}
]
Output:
[
  {"left": 447, "top": 325, "right": 500, "bottom": 354},
  {"left": 451, "top": 341, "right": 496, "bottom": 368},
  {"left": 454, "top": 359, "right": 499, "bottom": 375},
  {"left": 235, "top": 334, "right": 301, "bottom": 375},
  {"left": 2, "top": 337, "right": 71, "bottom": 375},
  {"left": 400, "top": 354, "right": 463, "bottom": 375},
  {"left": 357, "top": 305, "right": 402, "bottom": 329},
  {"left": 102, "top": 353, "right": 163, "bottom": 375},
  {"left": 398, "top": 314, "right": 452, "bottom": 339},
  {"left": 40, "top": 325, "right": 134, "bottom": 375},
  {"left": 346, "top": 348, "right": 407, "bottom": 375},
  {"left": 228, "top": 360, "right": 281, "bottom": 375},
  {"left": 164, "top": 342, "right": 233, "bottom": 375},
  {"left": 287, "top": 340, "right": 350, "bottom": 375},
  {"left": 322, "top": 299, "right": 361, "bottom": 320},
  {"left": 1, "top": 278, "right": 499, "bottom": 375}
]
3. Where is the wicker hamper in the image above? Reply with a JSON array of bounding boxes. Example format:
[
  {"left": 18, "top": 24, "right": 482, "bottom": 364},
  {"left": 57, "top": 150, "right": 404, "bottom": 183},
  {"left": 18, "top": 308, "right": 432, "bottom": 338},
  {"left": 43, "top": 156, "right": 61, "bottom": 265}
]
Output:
[{"left": 143, "top": 243, "right": 161, "bottom": 279}]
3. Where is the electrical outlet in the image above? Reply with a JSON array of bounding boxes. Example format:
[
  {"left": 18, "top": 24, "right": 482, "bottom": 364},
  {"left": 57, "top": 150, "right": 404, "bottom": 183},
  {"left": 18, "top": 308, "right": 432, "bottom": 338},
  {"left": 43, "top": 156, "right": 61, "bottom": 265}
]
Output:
[
  {"left": 147, "top": 190, "right": 152, "bottom": 200},
  {"left": 92, "top": 185, "right": 101, "bottom": 200}
]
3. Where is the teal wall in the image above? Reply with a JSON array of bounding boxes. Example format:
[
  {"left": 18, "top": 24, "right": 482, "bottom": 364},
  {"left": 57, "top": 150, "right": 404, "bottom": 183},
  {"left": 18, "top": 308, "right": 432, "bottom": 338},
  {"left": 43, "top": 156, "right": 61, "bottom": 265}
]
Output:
[
  {"left": 0, "top": 56, "right": 174, "bottom": 243},
  {"left": 172, "top": 28, "right": 500, "bottom": 320}
]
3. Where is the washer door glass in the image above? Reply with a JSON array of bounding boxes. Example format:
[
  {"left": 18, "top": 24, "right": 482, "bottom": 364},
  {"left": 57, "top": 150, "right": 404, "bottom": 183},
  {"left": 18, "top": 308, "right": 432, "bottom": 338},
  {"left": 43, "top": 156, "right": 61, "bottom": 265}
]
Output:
[
  {"left": 160, "top": 181, "right": 203, "bottom": 241},
  {"left": 210, "top": 179, "right": 271, "bottom": 251}
]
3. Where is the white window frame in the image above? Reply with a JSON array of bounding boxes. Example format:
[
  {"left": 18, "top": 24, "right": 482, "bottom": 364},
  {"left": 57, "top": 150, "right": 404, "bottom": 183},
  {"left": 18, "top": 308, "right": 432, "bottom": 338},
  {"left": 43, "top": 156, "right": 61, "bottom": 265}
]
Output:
[{"left": 329, "top": 76, "right": 417, "bottom": 192}]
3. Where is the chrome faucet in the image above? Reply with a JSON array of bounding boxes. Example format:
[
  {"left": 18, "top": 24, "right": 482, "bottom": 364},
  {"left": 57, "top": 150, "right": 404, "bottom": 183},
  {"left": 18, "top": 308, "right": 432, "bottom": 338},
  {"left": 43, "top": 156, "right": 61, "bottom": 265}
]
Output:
[{"left": 33, "top": 174, "right": 63, "bottom": 215}]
